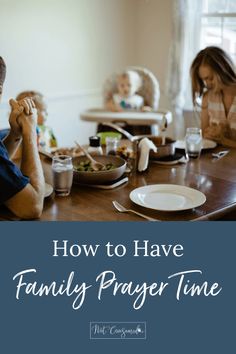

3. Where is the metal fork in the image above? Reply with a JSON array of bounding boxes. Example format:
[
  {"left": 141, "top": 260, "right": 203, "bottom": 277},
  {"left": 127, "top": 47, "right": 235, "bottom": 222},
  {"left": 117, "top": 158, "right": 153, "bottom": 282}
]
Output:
[
  {"left": 212, "top": 150, "right": 229, "bottom": 159},
  {"left": 112, "top": 200, "right": 159, "bottom": 221}
]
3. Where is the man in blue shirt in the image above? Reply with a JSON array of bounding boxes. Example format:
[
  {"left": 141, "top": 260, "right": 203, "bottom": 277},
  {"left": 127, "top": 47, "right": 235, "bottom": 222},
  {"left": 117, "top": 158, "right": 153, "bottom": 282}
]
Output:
[{"left": 0, "top": 56, "right": 45, "bottom": 219}]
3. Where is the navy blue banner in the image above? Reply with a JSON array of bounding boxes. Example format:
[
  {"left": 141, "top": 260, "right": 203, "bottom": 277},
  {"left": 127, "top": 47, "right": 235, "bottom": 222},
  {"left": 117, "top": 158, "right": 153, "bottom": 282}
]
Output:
[{"left": 0, "top": 222, "right": 235, "bottom": 353}]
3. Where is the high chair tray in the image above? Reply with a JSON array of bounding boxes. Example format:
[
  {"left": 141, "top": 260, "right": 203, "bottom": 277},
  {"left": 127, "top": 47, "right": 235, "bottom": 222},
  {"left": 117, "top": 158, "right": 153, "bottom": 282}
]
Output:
[{"left": 80, "top": 108, "right": 172, "bottom": 126}]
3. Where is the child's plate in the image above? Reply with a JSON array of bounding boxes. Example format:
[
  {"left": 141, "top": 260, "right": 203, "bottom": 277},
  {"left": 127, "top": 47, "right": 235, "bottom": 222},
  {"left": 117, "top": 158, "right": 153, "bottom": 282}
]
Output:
[{"left": 175, "top": 138, "right": 217, "bottom": 150}]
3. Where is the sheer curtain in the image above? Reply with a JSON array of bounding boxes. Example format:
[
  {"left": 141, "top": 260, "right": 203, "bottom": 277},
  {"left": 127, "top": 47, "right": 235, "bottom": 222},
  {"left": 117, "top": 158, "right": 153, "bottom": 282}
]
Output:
[{"left": 166, "top": 0, "right": 203, "bottom": 139}]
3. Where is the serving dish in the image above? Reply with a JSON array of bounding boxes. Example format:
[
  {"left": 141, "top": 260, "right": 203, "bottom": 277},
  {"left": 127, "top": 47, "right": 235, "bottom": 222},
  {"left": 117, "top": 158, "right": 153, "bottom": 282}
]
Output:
[
  {"left": 39, "top": 146, "right": 83, "bottom": 159},
  {"left": 73, "top": 155, "right": 126, "bottom": 184}
]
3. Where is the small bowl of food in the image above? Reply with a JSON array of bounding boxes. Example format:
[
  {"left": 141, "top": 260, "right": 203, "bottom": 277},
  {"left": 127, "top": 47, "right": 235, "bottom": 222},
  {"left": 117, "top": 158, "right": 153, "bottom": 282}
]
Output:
[
  {"left": 73, "top": 155, "right": 126, "bottom": 184},
  {"left": 149, "top": 136, "right": 176, "bottom": 159}
]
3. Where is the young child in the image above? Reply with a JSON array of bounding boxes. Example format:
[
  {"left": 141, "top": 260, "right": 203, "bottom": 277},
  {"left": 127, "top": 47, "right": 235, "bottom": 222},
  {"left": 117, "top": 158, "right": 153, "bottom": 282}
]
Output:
[
  {"left": 190, "top": 46, "right": 236, "bottom": 147},
  {"left": 106, "top": 70, "right": 144, "bottom": 112},
  {"left": 16, "top": 91, "right": 57, "bottom": 151}
]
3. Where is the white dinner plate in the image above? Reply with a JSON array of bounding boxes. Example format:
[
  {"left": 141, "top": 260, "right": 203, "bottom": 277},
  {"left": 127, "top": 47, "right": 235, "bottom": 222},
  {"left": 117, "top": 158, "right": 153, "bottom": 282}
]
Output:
[
  {"left": 175, "top": 139, "right": 217, "bottom": 150},
  {"left": 151, "top": 155, "right": 187, "bottom": 165},
  {"left": 152, "top": 159, "right": 181, "bottom": 166},
  {"left": 129, "top": 184, "right": 206, "bottom": 211},
  {"left": 44, "top": 183, "right": 53, "bottom": 198}
]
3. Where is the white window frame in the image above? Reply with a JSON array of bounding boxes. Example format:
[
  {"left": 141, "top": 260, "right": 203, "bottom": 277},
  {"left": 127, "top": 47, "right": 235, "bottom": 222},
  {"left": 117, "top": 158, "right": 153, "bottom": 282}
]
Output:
[
  {"left": 201, "top": 8, "right": 236, "bottom": 62},
  {"left": 184, "top": 4, "right": 236, "bottom": 111}
]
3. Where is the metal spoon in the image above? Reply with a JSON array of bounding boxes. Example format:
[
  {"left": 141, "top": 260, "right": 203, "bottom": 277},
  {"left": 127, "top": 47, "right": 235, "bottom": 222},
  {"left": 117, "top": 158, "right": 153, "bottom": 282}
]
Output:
[
  {"left": 112, "top": 200, "right": 159, "bottom": 221},
  {"left": 75, "top": 141, "right": 105, "bottom": 171}
]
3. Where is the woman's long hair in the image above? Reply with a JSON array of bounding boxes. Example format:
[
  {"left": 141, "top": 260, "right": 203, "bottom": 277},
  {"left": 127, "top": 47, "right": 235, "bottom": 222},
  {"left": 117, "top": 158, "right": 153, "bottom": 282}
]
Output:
[
  {"left": 190, "top": 46, "right": 236, "bottom": 106},
  {"left": 0, "top": 57, "right": 6, "bottom": 88}
]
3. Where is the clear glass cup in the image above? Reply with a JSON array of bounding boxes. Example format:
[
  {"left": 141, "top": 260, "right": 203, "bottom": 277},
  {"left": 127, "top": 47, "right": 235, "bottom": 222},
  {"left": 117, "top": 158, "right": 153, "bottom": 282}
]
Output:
[
  {"left": 185, "top": 127, "right": 202, "bottom": 159},
  {"left": 52, "top": 155, "right": 73, "bottom": 196},
  {"left": 105, "top": 136, "right": 119, "bottom": 155}
]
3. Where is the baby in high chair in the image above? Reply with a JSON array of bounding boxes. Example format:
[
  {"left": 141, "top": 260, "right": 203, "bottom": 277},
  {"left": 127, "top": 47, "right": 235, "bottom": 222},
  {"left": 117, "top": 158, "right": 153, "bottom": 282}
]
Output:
[{"left": 106, "top": 70, "right": 144, "bottom": 112}]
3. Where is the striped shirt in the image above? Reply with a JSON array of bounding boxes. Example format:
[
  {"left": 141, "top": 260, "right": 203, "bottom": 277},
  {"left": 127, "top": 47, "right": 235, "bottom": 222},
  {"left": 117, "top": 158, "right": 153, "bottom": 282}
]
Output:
[{"left": 208, "top": 91, "right": 236, "bottom": 140}]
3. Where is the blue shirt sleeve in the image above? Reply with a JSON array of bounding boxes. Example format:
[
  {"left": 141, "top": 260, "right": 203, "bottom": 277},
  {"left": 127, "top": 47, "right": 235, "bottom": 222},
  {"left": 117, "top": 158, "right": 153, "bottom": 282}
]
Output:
[{"left": 0, "top": 139, "right": 29, "bottom": 204}]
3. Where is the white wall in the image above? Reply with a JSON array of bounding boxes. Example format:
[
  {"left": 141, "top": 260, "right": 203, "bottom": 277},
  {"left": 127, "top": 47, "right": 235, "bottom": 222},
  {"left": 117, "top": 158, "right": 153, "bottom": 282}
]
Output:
[
  {"left": 134, "top": 0, "right": 172, "bottom": 109},
  {"left": 0, "top": 0, "right": 173, "bottom": 145},
  {"left": 0, "top": 0, "right": 136, "bottom": 145},
  {"left": 133, "top": 0, "right": 173, "bottom": 135}
]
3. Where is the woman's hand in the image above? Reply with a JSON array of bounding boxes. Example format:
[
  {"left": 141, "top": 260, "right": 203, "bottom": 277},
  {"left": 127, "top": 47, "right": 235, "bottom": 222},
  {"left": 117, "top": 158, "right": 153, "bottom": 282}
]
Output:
[
  {"left": 204, "top": 124, "right": 223, "bottom": 142},
  {"left": 220, "top": 135, "right": 236, "bottom": 148}
]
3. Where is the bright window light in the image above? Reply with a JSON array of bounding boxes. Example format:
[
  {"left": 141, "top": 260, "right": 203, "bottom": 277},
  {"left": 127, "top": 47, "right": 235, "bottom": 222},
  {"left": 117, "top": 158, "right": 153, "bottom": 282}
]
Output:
[{"left": 200, "top": 0, "right": 236, "bottom": 63}]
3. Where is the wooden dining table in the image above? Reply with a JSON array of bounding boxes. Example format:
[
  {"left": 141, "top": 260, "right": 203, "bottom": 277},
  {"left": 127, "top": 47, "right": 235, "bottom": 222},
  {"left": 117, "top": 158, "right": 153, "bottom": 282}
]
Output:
[{"left": 1, "top": 145, "right": 236, "bottom": 221}]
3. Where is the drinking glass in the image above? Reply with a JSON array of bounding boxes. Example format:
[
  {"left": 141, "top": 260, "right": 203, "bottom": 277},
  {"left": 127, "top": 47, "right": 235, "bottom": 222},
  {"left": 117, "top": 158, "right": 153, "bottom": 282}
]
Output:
[
  {"left": 185, "top": 127, "right": 202, "bottom": 159},
  {"left": 52, "top": 155, "right": 73, "bottom": 196},
  {"left": 105, "top": 136, "right": 119, "bottom": 155}
]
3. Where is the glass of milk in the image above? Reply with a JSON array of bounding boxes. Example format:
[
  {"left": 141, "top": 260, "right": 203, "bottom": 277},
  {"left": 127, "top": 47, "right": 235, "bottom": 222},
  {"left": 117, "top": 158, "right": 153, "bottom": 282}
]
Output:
[{"left": 52, "top": 155, "right": 73, "bottom": 196}]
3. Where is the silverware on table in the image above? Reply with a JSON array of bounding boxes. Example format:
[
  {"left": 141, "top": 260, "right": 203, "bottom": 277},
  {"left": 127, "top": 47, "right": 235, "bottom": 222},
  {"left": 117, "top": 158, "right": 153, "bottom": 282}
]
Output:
[
  {"left": 212, "top": 150, "right": 229, "bottom": 159},
  {"left": 112, "top": 200, "right": 159, "bottom": 221}
]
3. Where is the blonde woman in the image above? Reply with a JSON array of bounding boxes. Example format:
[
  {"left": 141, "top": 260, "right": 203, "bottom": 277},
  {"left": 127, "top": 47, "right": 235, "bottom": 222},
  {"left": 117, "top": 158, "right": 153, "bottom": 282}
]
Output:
[{"left": 190, "top": 46, "right": 236, "bottom": 147}]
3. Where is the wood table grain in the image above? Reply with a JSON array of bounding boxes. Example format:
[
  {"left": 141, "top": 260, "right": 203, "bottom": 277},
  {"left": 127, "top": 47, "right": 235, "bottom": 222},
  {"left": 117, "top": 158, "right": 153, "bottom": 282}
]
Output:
[{"left": 1, "top": 146, "right": 236, "bottom": 221}]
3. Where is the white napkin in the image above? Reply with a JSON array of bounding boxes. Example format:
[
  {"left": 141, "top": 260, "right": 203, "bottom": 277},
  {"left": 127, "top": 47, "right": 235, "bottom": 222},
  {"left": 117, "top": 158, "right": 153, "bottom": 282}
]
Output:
[{"left": 138, "top": 138, "right": 157, "bottom": 172}]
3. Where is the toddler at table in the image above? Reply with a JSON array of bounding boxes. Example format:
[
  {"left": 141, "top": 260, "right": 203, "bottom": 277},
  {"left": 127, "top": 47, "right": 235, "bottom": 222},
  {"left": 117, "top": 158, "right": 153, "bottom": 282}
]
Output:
[
  {"left": 106, "top": 70, "right": 144, "bottom": 112},
  {"left": 16, "top": 91, "right": 57, "bottom": 151}
]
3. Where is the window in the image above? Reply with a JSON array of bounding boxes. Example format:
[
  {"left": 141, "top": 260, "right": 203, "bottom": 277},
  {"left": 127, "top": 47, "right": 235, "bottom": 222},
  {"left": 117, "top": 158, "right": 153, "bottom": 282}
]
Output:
[
  {"left": 184, "top": 0, "right": 236, "bottom": 111},
  {"left": 200, "top": 0, "right": 236, "bottom": 62}
]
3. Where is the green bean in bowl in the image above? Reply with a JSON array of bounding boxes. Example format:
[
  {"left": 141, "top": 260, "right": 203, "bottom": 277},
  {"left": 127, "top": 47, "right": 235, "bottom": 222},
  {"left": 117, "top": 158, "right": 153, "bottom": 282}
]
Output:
[
  {"left": 74, "top": 160, "right": 115, "bottom": 172},
  {"left": 73, "top": 155, "right": 126, "bottom": 184}
]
